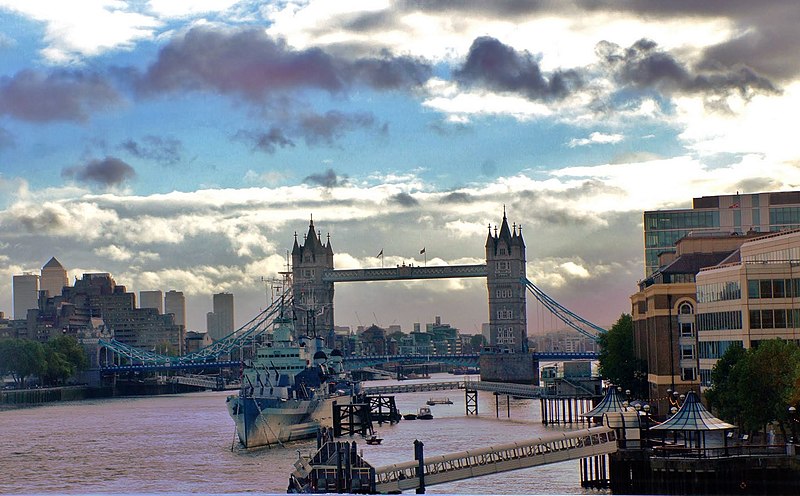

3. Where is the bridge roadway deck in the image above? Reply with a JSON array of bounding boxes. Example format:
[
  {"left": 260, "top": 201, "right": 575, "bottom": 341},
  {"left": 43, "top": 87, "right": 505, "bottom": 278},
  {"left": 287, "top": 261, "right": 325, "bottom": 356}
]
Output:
[
  {"left": 322, "top": 264, "right": 488, "bottom": 282},
  {"left": 363, "top": 380, "right": 544, "bottom": 398},
  {"left": 373, "top": 426, "right": 617, "bottom": 493}
]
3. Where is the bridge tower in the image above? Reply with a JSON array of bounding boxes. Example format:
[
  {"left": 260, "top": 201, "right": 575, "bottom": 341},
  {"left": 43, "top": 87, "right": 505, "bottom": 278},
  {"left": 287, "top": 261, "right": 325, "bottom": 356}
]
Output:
[
  {"left": 485, "top": 210, "right": 528, "bottom": 352},
  {"left": 291, "top": 217, "right": 335, "bottom": 339}
]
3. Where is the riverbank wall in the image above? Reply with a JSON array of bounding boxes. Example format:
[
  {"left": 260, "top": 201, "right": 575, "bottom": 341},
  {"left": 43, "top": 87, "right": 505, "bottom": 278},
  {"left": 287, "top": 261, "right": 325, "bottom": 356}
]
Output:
[{"left": 1, "top": 382, "right": 204, "bottom": 409}]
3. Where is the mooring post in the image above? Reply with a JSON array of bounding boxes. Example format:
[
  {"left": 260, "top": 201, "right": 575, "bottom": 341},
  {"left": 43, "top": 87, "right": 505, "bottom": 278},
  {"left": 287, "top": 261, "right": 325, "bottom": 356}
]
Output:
[{"left": 414, "top": 439, "right": 425, "bottom": 494}]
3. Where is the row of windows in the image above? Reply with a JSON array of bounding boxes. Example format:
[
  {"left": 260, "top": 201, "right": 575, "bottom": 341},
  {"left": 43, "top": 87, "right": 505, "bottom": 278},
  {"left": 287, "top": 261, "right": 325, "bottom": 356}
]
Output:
[
  {"left": 495, "top": 288, "right": 514, "bottom": 298},
  {"left": 769, "top": 207, "right": 800, "bottom": 226},
  {"left": 644, "top": 229, "right": 691, "bottom": 249},
  {"left": 697, "top": 281, "right": 741, "bottom": 303},
  {"left": 744, "top": 247, "right": 800, "bottom": 263},
  {"left": 496, "top": 327, "right": 515, "bottom": 345},
  {"left": 698, "top": 340, "right": 739, "bottom": 359},
  {"left": 644, "top": 211, "right": 719, "bottom": 230},
  {"left": 680, "top": 344, "right": 695, "bottom": 359},
  {"left": 747, "top": 278, "right": 800, "bottom": 299},
  {"left": 749, "top": 308, "right": 800, "bottom": 329},
  {"left": 696, "top": 311, "right": 742, "bottom": 331}
]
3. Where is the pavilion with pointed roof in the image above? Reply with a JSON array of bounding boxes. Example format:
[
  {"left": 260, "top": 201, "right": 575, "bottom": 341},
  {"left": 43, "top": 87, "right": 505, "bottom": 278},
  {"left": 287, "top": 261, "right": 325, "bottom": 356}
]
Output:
[
  {"left": 649, "top": 390, "right": 735, "bottom": 452},
  {"left": 581, "top": 386, "right": 627, "bottom": 422}
]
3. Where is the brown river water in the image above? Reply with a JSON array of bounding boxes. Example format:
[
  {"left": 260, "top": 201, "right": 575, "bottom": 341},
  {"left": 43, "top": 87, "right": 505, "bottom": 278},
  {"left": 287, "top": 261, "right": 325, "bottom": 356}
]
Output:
[{"left": 0, "top": 375, "right": 609, "bottom": 495}]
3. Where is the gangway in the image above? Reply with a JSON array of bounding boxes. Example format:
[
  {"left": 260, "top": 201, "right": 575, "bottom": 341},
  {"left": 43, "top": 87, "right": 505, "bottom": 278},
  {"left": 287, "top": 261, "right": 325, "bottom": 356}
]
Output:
[
  {"left": 360, "top": 367, "right": 395, "bottom": 379},
  {"left": 373, "top": 426, "right": 617, "bottom": 493},
  {"left": 168, "top": 374, "right": 224, "bottom": 390}
]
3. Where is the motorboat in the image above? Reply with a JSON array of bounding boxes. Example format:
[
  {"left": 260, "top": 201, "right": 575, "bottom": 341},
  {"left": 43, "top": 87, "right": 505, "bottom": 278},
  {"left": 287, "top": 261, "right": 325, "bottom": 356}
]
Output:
[{"left": 417, "top": 406, "right": 433, "bottom": 420}]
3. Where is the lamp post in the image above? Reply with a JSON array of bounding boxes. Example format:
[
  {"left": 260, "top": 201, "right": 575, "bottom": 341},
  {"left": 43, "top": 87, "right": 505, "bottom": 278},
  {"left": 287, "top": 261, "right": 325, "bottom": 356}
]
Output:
[{"left": 789, "top": 406, "right": 798, "bottom": 444}]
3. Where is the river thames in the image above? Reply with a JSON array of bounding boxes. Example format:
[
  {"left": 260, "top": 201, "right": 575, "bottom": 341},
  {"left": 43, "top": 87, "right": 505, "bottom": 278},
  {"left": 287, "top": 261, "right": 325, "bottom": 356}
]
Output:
[{"left": 0, "top": 375, "right": 609, "bottom": 495}]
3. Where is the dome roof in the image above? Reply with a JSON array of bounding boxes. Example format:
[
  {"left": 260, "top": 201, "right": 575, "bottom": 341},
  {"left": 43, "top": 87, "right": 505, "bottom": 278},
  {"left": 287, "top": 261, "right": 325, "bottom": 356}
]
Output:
[{"left": 313, "top": 350, "right": 327, "bottom": 360}]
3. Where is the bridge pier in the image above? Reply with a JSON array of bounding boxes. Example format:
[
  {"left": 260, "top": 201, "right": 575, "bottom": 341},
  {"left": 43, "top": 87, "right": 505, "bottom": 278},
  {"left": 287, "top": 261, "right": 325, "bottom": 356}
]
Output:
[
  {"left": 465, "top": 387, "right": 478, "bottom": 415},
  {"left": 580, "top": 454, "right": 610, "bottom": 489}
]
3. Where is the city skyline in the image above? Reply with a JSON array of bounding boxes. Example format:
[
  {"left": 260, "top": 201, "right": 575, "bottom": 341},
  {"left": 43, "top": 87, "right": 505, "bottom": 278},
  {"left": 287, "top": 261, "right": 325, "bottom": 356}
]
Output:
[{"left": 2, "top": 2, "right": 800, "bottom": 334}]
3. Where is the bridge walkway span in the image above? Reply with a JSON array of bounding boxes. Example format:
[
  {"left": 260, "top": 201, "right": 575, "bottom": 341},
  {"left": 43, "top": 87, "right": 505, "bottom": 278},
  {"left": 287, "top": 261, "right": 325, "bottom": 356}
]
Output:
[
  {"left": 374, "top": 426, "right": 616, "bottom": 493},
  {"left": 363, "top": 380, "right": 543, "bottom": 398}
]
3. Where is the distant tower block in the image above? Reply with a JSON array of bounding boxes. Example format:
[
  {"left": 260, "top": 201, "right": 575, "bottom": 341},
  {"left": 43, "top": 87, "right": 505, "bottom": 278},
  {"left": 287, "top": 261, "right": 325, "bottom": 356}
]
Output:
[
  {"left": 485, "top": 209, "right": 528, "bottom": 353},
  {"left": 291, "top": 217, "right": 335, "bottom": 338},
  {"left": 40, "top": 257, "right": 68, "bottom": 297}
]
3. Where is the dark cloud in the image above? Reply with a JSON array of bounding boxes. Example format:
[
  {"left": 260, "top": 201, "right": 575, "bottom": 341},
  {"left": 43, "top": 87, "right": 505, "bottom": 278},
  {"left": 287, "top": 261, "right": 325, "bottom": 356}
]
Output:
[
  {"left": 599, "top": 39, "right": 778, "bottom": 98},
  {"left": 0, "top": 127, "right": 14, "bottom": 150},
  {"left": 352, "top": 53, "right": 432, "bottom": 90},
  {"left": 233, "top": 127, "right": 295, "bottom": 154},
  {"left": 17, "top": 205, "right": 68, "bottom": 233},
  {"left": 0, "top": 69, "right": 121, "bottom": 122},
  {"left": 62, "top": 156, "right": 136, "bottom": 187},
  {"left": 304, "top": 168, "right": 347, "bottom": 188},
  {"left": 455, "top": 36, "right": 582, "bottom": 100},
  {"left": 439, "top": 192, "right": 474, "bottom": 204},
  {"left": 389, "top": 192, "right": 419, "bottom": 207},
  {"left": 137, "top": 26, "right": 431, "bottom": 102},
  {"left": 120, "top": 135, "right": 184, "bottom": 166},
  {"left": 299, "top": 111, "right": 382, "bottom": 146}
]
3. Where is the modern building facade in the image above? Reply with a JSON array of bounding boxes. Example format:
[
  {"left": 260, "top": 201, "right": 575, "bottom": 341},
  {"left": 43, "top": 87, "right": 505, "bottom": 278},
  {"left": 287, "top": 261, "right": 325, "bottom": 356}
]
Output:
[
  {"left": 164, "top": 290, "right": 186, "bottom": 328},
  {"left": 40, "top": 257, "right": 68, "bottom": 297},
  {"left": 695, "top": 229, "right": 800, "bottom": 386},
  {"left": 12, "top": 273, "right": 38, "bottom": 319},
  {"left": 139, "top": 290, "right": 163, "bottom": 313},
  {"left": 644, "top": 190, "right": 800, "bottom": 276},
  {"left": 207, "top": 292, "right": 234, "bottom": 341}
]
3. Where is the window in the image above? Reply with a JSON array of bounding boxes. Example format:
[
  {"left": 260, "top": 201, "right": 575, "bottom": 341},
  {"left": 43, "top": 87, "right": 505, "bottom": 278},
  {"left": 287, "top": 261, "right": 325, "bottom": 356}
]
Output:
[
  {"left": 681, "top": 368, "right": 697, "bottom": 381},
  {"left": 496, "top": 261, "right": 510, "bottom": 274},
  {"left": 680, "top": 322, "right": 693, "bottom": 337},
  {"left": 497, "top": 309, "right": 513, "bottom": 320},
  {"left": 679, "top": 303, "right": 693, "bottom": 314},
  {"left": 681, "top": 345, "right": 695, "bottom": 360},
  {"left": 773, "top": 279, "right": 786, "bottom": 298}
]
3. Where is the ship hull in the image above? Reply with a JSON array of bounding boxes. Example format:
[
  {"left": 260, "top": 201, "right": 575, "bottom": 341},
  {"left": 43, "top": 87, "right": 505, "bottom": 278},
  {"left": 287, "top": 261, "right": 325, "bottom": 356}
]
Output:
[{"left": 226, "top": 394, "right": 342, "bottom": 448}]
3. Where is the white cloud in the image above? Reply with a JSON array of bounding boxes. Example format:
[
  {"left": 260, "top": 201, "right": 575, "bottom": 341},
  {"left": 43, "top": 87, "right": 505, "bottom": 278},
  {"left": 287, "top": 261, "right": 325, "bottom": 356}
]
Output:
[
  {"left": 0, "top": 0, "right": 161, "bottom": 63},
  {"left": 567, "top": 132, "right": 624, "bottom": 148},
  {"left": 146, "top": 0, "right": 240, "bottom": 18}
]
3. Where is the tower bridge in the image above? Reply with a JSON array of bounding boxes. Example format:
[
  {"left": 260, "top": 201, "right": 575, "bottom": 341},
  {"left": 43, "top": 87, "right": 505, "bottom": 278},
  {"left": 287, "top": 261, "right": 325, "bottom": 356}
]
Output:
[{"left": 97, "top": 212, "right": 606, "bottom": 381}]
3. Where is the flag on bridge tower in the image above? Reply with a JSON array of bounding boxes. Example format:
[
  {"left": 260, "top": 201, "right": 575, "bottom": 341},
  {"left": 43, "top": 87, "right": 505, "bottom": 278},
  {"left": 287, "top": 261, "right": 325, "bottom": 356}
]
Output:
[
  {"left": 420, "top": 247, "right": 426, "bottom": 254},
  {"left": 377, "top": 249, "right": 383, "bottom": 257}
]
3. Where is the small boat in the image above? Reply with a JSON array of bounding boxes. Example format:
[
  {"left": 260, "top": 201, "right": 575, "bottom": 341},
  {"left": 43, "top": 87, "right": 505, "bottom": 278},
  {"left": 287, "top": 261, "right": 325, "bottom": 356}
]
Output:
[
  {"left": 365, "top": 434, "right": 383, "bottom": 445},
  {"left": 403, "top": 413, "right": 417, "bottom": 420},
  {"left": 426, "top": 397, "right": 453, "bottom": 405},
  {"left": 417, "top": 406, "right": 433, "bottom": 420}
]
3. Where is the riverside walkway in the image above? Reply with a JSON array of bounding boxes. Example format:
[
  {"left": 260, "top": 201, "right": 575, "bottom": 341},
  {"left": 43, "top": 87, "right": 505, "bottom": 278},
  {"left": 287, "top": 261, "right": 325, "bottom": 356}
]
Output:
[{"left": 372, "top": 426, "right": 616, "bottom": 493}]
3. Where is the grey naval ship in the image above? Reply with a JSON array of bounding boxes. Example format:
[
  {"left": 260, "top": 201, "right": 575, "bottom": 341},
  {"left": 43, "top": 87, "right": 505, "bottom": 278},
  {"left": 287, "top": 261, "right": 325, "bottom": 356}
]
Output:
[{"left": 226, "top": 312, "right": 360, "bottom": 448}]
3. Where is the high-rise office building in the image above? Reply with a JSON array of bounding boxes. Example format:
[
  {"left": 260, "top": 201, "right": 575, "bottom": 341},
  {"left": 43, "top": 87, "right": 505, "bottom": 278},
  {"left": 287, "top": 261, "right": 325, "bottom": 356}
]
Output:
[
  {"left": 207, "top": 292, "right": 234, "bottom": 341},
  {"left": 139, "top": 290, "right": 163, "bottom": 313},
  {"left": 643, "top": 190, "right": 800, "bottom": 276},
  {"left": 164, "top": 290, "right": 186, "bottom": 328},
  {"left": 12, "top": 273, "right": 38, "bottom": 319},
  {"left": 40, "top": 257, "right": 68, "bottom": 297}
]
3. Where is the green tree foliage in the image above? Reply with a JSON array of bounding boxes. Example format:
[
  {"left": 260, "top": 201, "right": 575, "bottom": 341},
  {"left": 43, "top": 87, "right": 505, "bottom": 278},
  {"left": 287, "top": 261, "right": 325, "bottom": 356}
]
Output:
[
  {"left": 597, "top": 313, "right": 647, "bottom": 397},
  {"left": 0, "top": 336, "right": 88, "bottom": 386},
  {"left": 0, "top": 338, "right": 46, "bottom": 386},
  {"left": 705, "top": 342, "right": 747, "bottom": 426},
  {"left": 706, "top": 339, "right": 800, "bottom": 435},
  {"left": 42, "top": 336, "right": 89, "bottom": 385}
]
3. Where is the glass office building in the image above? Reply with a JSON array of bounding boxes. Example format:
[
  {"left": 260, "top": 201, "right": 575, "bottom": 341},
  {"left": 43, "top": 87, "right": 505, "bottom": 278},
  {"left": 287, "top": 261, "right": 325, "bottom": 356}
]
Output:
[{"left": 644, "top": 191, "right": 800, "bottom": 276}]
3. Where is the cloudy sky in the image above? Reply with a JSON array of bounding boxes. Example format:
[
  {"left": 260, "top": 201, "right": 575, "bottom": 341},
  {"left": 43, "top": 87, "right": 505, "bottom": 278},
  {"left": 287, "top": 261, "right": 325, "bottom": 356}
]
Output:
[{"left": 2, "top": 1, "right": 800, "bottom": 336}]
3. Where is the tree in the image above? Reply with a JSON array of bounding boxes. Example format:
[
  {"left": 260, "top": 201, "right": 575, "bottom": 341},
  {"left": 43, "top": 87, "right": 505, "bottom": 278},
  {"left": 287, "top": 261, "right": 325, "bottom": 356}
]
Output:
[
  {"left": 0, "top": 339, "right": 46, "bottom": 387},
  {"left": 597, "top": 313, "right": 647, "bottom": 397},
  {"left": 469, "top": 334, "right": 486, "bottom": 352},
  {"left": 706, "top": 339, "right": 800, "bottom": 437},
  {"left": 705, "top": 342, "right": 747, "bottom": 426},
  {"left": 42, "top": 336, "right": 89, "bottom": 385}
]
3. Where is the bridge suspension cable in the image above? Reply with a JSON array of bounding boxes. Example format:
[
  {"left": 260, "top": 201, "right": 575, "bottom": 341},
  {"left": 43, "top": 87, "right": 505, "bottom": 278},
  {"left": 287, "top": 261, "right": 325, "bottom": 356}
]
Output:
[
  {"left": 522, "top": 277, "right": 607, "bottom": 342},
  {"left": 99, "top": 287, "right": 292, "bottom": 366}
]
